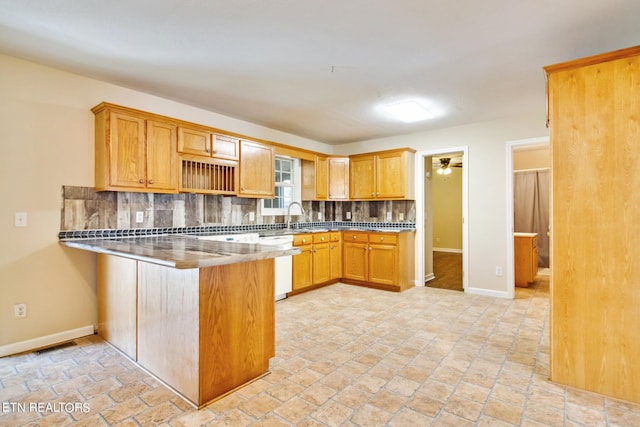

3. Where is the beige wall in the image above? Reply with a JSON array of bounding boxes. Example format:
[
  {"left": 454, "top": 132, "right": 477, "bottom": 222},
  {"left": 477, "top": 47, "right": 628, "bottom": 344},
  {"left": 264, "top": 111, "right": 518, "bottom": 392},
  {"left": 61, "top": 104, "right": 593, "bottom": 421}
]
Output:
[
  {"left": 0, "top": 54, "right": 331, "bottom": 348},
  {"left": 432, "top": 166, "right": 463, "bottom": 250},
  {"left": 514, "top": 146, "right": 549, "bottom": 170}
]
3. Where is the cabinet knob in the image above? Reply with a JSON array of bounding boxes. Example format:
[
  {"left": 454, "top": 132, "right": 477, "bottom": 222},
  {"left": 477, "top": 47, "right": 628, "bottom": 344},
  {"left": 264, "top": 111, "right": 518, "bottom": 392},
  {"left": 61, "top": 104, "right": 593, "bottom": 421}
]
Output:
[
  {"left": 139, "top": 179, "right": 145, "bottom": 184},
  {"left": 369, "top": 247, "right": 373, "bottom": 250},
  {"left": 321, "top": 237, "right": 325, "bottom": 241},
  {"left": 376, "top": 192, "right": 379, "bottom": 196},
  {"left": 302, "top": 239, "right": 306, "bottom": 243},
  {"left": 380, "top": 237, "right": 384, "bottom": 241},
  {"left": 371, "top": 192, "right": 374, "bottom": 196},
  {"left": 205, "top": 148, "right": 211, "bottom": 152},
  {"left": 148, "top": 179, "right": 154, "bottom": 184},
  {"left": 353, "top": 235, "right": 357, "bottom": 239}
]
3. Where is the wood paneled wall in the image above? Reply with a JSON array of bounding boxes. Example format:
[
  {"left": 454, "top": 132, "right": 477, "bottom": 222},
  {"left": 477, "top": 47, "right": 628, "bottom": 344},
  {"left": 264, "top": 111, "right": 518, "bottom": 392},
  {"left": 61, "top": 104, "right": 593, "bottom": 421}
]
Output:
[{"left": 545, "top": 46, "right": 640, "bottom": 403}]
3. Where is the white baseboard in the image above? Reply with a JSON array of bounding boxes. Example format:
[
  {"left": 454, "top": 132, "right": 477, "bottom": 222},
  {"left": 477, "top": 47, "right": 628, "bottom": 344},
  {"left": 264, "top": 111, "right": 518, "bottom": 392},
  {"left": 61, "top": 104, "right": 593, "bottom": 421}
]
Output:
[
  {"left": 0, "top": 325, "right": 95, "bottom": 357},
  {"left": 424, "top": 272, "right": 435, "bottom": 282},
  {"left": 465, "top": 287, "right": 510, "bottom": 299}
]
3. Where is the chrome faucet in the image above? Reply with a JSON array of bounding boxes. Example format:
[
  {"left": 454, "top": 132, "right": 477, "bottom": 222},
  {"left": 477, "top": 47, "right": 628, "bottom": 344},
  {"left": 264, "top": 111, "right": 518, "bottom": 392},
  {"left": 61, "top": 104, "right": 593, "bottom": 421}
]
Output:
[{"left": 286, "top": 201, "right": 305, "bottom": 229}]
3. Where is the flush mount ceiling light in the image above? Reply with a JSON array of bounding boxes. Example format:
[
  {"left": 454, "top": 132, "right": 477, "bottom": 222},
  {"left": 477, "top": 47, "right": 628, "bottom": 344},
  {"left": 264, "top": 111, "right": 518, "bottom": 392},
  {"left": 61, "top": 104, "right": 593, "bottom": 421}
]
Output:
[{"left": 384, "top": 100, "right": 435, "bottom": 123}]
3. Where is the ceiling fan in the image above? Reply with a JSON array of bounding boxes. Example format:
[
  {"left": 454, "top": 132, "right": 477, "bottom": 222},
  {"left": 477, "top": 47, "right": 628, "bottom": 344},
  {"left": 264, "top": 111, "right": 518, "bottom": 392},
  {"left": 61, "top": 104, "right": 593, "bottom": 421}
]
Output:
[{"left": 435, "top": 157, "right": 462, "bottom": 175}]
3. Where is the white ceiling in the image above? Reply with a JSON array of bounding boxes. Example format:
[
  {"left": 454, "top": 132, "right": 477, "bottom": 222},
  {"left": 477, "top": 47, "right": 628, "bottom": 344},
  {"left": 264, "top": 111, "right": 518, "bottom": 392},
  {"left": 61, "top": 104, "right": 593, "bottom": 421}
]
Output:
[{"left": 1, "top": 1, "right": 638, "bottom": 145}]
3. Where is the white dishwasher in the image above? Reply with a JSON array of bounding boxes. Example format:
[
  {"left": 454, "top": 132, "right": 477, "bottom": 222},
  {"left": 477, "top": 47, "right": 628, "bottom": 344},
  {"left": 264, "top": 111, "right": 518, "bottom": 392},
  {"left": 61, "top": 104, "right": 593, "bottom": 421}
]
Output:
[{"left": 258, "top": 235, "right": 294, "bottom": 301}]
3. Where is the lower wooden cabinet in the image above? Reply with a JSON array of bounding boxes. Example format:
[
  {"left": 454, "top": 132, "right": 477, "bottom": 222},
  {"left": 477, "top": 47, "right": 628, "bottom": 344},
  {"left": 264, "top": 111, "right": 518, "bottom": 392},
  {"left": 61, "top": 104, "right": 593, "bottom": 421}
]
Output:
[
  {"left": 292, "top": 232, "right": 341, "bottom": 294},
  {"left": 514, "top": 233, "right": 538, "bottom": 287},
  {"left": 342, "top": 231, "right": 415, "bottom": 291}
]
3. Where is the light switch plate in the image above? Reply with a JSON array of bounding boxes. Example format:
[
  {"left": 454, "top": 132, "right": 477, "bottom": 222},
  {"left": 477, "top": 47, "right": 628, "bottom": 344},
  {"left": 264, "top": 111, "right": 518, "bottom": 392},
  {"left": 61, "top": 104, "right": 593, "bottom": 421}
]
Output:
[
  {"left": 135, "top": 211, "right": 144, "bottom": 223},
  {"left": 386, "top": 212, "right": 392, "bottom": 220},
  {"left": 346, "top": 211, "right": 351, "bottom": 220},
  {"left": 14, "top": 212, "right": 27, "bottom": 227}
]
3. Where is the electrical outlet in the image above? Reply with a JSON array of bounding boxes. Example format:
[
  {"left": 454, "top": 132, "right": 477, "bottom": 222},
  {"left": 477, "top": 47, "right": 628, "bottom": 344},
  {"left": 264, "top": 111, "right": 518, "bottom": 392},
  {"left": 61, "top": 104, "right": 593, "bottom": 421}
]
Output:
[
  {"left": 135, "top": 211, "right": 144, "bottom": 223},
  {"left": 346, "top": 211, "right": 351, "bottom": 220},
  {"left": 399, "top": 213, "right": 404, "bottom": 221},
  {"left": 249, "top": 212, "right": 255, "bottom": 221},
  {"left": 14, "top": 303, "right": 27, "bottom": 318},
  {"left": 386, "top": 212, "right": 392, "bottom": 220},
  {"left": 495, "top": 266, "right": 503, "bottom": 276},
  {"left": 14, "top": 212, "right": 28, "bottom": 227},
  {"left": 317, "top": 212, "right": 322, "bottom": 220}
]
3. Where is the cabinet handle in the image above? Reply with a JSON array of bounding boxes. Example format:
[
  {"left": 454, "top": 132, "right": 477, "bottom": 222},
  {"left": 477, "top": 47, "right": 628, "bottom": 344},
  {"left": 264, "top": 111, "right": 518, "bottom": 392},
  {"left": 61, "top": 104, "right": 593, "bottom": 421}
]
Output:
[
  {"left": 139, "top": 178, "right": 145, "bottom": 184},
  {"left": 148, "top": 179, "right": 154, "bottom": 184}
]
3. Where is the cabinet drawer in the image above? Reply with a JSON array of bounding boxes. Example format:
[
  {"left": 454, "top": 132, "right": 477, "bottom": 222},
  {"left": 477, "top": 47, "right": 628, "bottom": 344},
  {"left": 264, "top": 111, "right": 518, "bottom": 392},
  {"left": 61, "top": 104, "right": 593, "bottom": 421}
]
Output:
[
  {"left": 343, "top": 231, "right": 368, "bottom": 242},
  {"left": 369, "top": 233, "right": 397, "bottom": 244},
  {"left": 313, "top": 232, "right": 330, "bottom": 243},
  {"left": 293, "top": 234, "right": 312, "bottom": 246}
]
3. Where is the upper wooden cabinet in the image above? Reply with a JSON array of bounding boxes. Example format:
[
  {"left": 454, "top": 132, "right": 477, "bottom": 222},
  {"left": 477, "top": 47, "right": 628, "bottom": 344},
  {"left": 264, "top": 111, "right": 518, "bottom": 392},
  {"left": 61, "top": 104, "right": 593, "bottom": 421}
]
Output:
[
  {"left": 328, "top": 157, "right": 349, "bottom": 200},
  {"left": 349, "top": 149, "right": 415, "bottom": 200},
  {"left": 239, "top": 139, "right": 275, "bottom": 198},
  {"left": 545, "top": 46, "right": 640, "bottom": 404},
  {"left": 177, "top": 127, "right": 239, "bottom": 161},
  {"left": 93, "top": 104, "right": 178, "bottom": 193},
  {"left": 302, "top": 156, "right": 349, "bottom": 201},
  {"left": 302, "top": 155, "right": 328, "bottom": 200}
]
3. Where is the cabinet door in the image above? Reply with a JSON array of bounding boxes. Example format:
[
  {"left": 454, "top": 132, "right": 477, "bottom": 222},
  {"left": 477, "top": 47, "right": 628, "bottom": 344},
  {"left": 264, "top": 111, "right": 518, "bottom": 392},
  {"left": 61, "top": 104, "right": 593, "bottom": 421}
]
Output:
[
  {"left": 343, "top": 241, "right": 368, "bottom": 281},
  {"left": 368, "top": 243, "right": 397, "bottom": 286},
  {"left": 146, "top": 120, "right": 178, "bottom": 191},
  {"left": 349, "top": 155, "right": 376, "bottom": 199},
  {"left": 292, "top": 244, "right": 313, "bottom": 291},
  {"left": 177, "top": 127, "right": 211, "bottom": 156},
  {"left": 376, "top": 151, "right": 406, "bottom": 199},
  {"left": 213, "top": 134, "right": 239, "bottom": 160},
  {"left": 315, "top": 156, "right": 328, "bottom": 199},
  {"left": 110, "top": 111, "right": 146, "bottom": 189},
  {"left": 239, "top": 140, "right": 275, "bottom": 197},
  {"left": 328, "top": 157, "right": 349, "bottom": 200},
  {"left": 312, "top": 242, "right": 331, "bottom": 284}
]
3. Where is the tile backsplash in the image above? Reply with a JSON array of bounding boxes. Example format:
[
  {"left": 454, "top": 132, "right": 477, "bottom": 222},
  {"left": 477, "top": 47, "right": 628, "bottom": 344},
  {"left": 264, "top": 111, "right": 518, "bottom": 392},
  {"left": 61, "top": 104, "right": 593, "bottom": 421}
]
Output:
[{"left": 60, "top": 186, "right": 415, "bottom": 231}]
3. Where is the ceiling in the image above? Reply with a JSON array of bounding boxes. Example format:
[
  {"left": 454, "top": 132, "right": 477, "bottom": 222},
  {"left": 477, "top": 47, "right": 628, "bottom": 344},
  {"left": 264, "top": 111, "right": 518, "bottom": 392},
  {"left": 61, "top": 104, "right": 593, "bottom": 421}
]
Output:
[{"left": 0, "top": 1, "right": 638, "bottom": 145}]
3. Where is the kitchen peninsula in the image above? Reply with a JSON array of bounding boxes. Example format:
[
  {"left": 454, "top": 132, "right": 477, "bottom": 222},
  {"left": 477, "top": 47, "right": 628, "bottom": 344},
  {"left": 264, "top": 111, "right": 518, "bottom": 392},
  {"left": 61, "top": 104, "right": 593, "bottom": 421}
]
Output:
[{"left": 60, "top": 235, "right": 299, "bottom": 408}]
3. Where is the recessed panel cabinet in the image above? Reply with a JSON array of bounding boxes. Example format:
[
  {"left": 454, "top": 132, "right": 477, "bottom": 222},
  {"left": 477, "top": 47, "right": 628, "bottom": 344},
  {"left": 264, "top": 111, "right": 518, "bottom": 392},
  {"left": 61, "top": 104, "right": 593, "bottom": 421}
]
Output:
[
  {"left": 349, "top": 149, "right": 415, "bottom": 200},
  {"left": 93, "top": 104, "right": 178, "bottom": 193},
  {"left": 291, "top": 232, "right": 340, "bottom": 294},
  {"left": 342, "top": 231, "right": 415, "bottom": 291},
  {"left": 239, "top": 139, "right": 275, "bottom": 198},
  {"left": 545, "top": 45, "right": 640, "bottom": 404}
]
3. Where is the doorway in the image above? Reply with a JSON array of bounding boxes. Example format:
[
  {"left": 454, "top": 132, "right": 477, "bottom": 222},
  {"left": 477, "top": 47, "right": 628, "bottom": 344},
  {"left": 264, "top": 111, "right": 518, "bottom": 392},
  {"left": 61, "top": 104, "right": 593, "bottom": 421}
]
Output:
[
  {"left": 428, "top": 153, "right": 464, "bottom": 291},
  {"left": 505, "top": 137, "right": 550, "bottom": 299},
  {"left": 415, "top": 147, "right": 468, "bottom": 292}
]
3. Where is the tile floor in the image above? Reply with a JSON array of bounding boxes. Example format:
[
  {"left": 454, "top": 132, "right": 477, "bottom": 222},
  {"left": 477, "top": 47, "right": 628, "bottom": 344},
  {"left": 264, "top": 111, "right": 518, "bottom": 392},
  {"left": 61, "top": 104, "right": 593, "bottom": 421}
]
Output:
[{"left": 2, "top": 277, "right": 640, "bottom": 426}]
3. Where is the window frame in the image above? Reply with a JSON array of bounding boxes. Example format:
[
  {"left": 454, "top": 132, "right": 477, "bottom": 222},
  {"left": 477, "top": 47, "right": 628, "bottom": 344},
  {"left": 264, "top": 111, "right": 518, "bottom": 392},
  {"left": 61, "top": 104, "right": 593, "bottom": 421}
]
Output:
[{"left": 260, "top": 156, "right": 301, "bottom": 216}]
